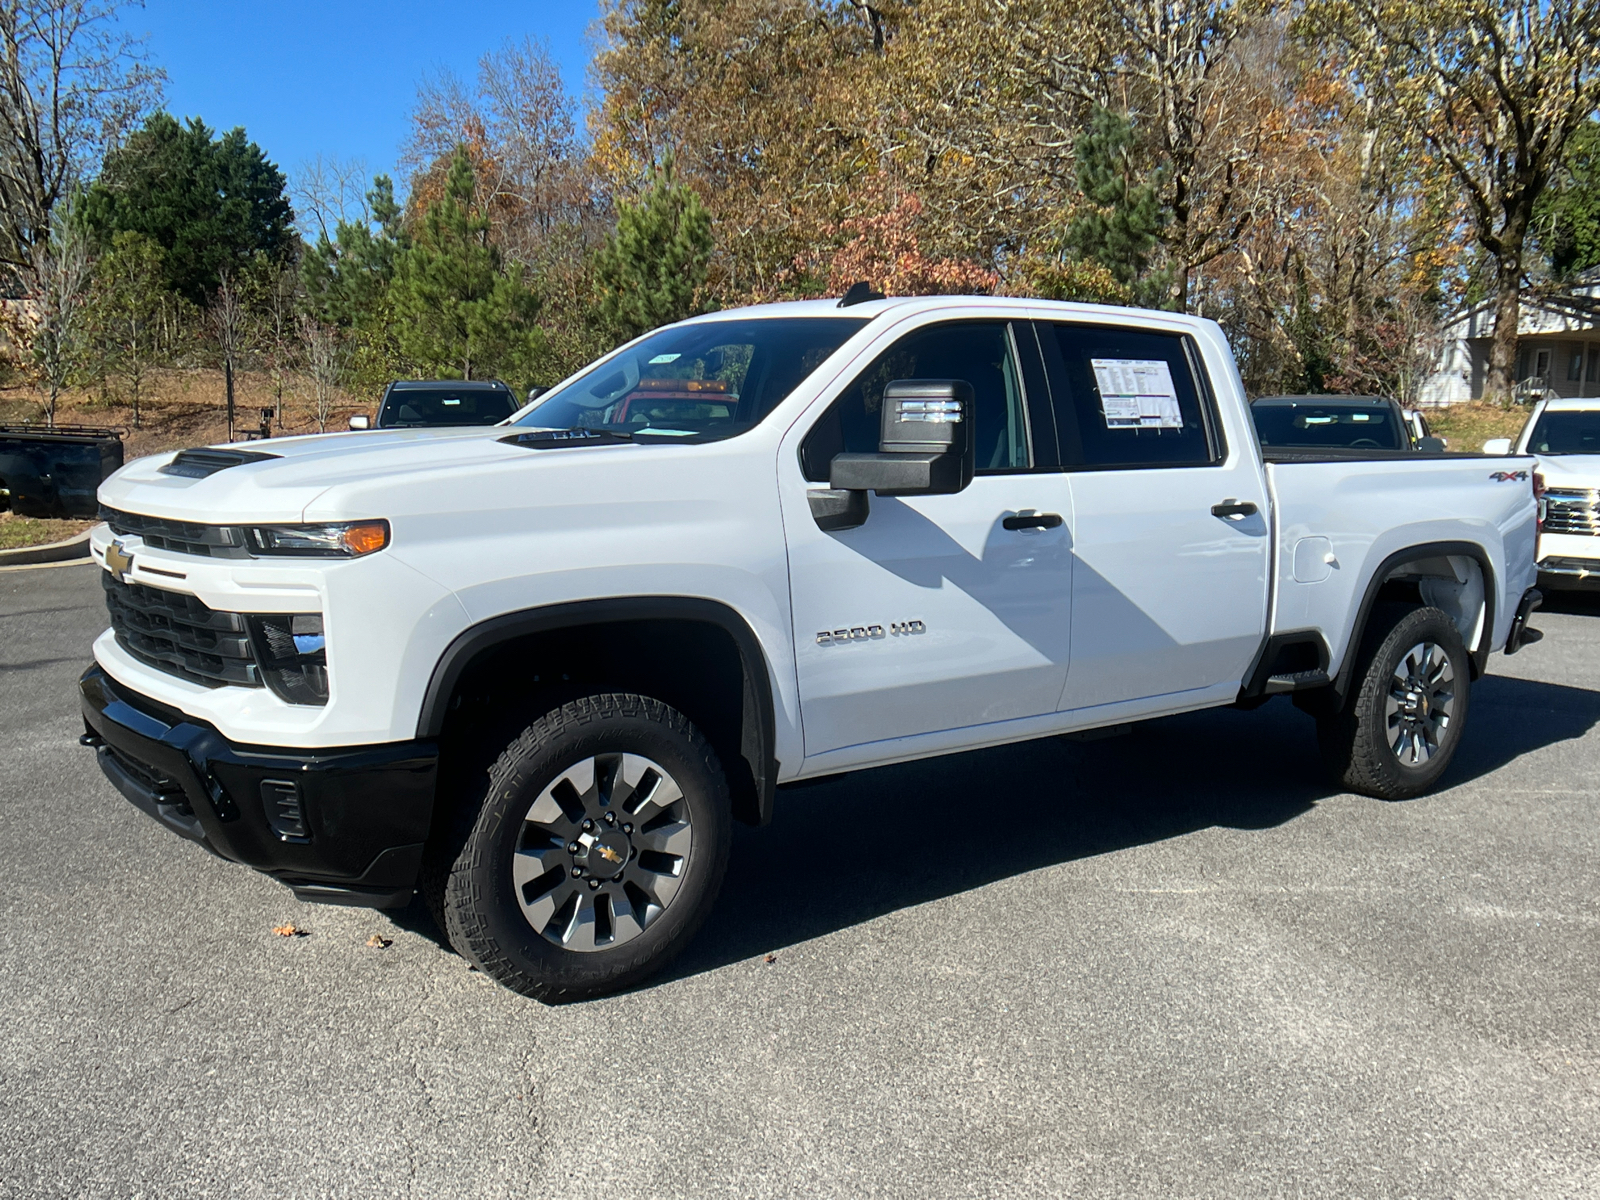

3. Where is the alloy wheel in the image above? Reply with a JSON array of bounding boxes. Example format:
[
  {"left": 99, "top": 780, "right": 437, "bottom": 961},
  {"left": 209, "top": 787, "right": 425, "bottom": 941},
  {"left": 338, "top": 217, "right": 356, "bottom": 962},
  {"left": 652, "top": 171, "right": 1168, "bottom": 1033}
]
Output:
[
  {"left": 512, "top": 753, "right": 694, "bottom": 952},
  {"left": 1384, "top": 641, "right": 1455, "bottom": 766}
]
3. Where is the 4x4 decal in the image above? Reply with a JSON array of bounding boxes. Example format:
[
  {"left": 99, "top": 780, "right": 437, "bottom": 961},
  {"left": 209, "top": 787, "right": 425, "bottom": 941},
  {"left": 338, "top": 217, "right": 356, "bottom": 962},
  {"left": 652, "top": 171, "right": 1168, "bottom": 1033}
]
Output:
[{"left": 1489, "top": 469, "right": 1529, "bottom": 482}]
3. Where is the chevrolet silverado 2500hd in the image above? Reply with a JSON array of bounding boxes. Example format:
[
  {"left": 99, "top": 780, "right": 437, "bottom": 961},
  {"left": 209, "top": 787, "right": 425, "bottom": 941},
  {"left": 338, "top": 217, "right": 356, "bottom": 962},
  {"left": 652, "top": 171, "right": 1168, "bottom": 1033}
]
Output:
[{"left": 79, "top": 296, "right": 1544, "bottom": 1001}]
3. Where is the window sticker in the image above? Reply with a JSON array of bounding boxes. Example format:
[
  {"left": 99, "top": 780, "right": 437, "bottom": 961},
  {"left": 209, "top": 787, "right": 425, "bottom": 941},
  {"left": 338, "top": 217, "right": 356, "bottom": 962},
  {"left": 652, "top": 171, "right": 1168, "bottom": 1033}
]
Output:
[
  {"left": 1091, "top": 358, "right": 1183, "bottom": 429},
  {"left": 648, "top": 353, "right": 682, "bottom": 364}
]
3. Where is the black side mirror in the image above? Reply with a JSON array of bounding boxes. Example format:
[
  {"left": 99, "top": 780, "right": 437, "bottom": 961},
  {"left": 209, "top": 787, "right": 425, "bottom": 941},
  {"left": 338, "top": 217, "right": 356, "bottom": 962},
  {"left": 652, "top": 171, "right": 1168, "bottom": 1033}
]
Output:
[
  {"left": 807, "top": 380, "right": 976, "bottom": 532},
  {"left": 526, "top": 386, "right": 549, "bottom": 404},
  {"left": 1417, "top": 436, "right": 1446, "bottom": 454},
  {"left": 830, "top": 379, "right": 975, "bottom": 496}
]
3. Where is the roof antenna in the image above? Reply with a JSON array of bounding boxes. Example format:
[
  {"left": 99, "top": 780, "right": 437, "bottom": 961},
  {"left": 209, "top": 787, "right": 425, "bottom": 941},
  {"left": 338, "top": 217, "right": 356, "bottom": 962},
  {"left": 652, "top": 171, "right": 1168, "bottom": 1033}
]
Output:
[{"left": 837, "top": 280, "right": 885, "bottom": 308}]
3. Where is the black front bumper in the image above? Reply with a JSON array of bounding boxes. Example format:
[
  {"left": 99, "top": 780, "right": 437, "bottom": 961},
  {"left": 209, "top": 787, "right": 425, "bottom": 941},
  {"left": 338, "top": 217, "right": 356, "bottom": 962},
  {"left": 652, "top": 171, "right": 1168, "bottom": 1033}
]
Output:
[{"left": 79, "top": 664, "right": 437, "bottom": 908}]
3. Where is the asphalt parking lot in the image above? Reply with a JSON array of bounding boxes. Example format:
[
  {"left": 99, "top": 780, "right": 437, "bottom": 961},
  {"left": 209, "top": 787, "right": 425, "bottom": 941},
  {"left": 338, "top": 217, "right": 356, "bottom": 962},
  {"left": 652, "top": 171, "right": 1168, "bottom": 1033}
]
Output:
[{"left": 2, "top": 560, "right": 1597, "bottom": 1199}]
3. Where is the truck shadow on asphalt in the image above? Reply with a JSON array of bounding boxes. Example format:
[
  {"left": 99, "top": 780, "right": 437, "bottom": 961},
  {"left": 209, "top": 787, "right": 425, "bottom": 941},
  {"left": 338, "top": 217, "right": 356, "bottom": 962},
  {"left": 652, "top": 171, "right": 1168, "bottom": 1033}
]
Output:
[{"left": 656, "top": 671, "right": 1600, "bottom": 983}]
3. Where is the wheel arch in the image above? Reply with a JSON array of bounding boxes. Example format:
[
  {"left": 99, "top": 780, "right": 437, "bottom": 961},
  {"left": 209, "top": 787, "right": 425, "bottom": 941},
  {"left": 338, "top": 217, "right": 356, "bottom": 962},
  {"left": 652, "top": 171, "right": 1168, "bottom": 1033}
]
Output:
[
  {"left": 1331, "top": 540, "right": 1497, "bottom": 700},
  {"left": 418, "top": 597, "right": 779, "bottom": 826}
]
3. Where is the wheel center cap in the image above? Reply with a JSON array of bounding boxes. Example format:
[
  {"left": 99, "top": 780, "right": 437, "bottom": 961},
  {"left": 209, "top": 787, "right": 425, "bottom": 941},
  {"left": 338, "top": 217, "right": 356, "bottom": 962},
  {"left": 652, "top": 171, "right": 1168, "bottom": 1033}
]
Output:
[{"left": 579, "top": 830, "right": 631, "bottom": 878}]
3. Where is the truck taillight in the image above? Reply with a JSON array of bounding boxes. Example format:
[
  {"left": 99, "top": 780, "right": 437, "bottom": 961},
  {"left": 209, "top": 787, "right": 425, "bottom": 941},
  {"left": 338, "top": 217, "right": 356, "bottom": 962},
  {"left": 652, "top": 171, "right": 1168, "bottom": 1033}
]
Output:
[{"left": 1534, "top": 471, "right": 1546, "bottom": 532}]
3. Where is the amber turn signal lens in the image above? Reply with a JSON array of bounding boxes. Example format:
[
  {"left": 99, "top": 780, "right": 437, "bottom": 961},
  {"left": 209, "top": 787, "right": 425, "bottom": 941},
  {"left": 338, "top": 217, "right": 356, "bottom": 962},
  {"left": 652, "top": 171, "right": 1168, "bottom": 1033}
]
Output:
[{"left": 340, "top": 521, "right": 390, "bottom": 556}]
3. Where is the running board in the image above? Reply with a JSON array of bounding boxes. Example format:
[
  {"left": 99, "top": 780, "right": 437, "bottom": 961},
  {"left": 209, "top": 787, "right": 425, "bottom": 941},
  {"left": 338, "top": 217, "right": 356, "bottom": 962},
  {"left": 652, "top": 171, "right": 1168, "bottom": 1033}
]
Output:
[{"left": 1263, "top": 669, "right": 1330, "bottom": 695}]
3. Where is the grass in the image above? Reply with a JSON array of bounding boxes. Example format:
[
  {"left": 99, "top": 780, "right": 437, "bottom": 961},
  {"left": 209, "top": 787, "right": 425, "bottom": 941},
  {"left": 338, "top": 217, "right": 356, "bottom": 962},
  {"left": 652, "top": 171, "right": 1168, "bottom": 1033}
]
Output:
[
  {"left": 0, "top": 512, "right": 94, "bottom": 551},
  {"left": 1426, "top": 402, "right": 1531, "bottom": 451}
]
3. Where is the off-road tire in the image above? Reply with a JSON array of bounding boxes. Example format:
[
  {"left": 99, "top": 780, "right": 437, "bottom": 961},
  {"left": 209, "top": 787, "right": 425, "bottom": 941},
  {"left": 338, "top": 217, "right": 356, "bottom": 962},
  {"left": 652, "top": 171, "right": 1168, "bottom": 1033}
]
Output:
[
  {"left": 423, "top": 693, "right": 731, "bottom": 1002},
  {"left": 1316, "top": 603, "right": 1471, "bottom": 800}
]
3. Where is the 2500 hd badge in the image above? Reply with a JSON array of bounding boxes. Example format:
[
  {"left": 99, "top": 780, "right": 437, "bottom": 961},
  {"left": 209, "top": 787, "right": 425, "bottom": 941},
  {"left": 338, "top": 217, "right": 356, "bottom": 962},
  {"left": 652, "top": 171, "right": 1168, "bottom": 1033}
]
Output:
[{"left": 816, "top": 620, "right": 926, "bottom": 645}]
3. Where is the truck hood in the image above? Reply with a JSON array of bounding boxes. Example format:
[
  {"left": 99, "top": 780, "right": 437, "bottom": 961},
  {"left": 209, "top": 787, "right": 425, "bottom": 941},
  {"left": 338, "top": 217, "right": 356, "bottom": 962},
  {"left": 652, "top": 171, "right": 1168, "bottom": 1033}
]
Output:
[
  {"left": 1531, "top": 454, "right": 1600, "bottom": 488},
  {"left": 99, "top": 426, "right": 552, "bottom": 523}
]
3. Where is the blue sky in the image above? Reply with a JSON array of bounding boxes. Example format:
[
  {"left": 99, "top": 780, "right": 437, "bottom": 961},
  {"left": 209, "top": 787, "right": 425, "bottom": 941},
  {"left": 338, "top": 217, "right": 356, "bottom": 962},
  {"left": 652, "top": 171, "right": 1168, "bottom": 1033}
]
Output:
[{"left": 121, "top": 1, "right": 600, "bottom": 200}]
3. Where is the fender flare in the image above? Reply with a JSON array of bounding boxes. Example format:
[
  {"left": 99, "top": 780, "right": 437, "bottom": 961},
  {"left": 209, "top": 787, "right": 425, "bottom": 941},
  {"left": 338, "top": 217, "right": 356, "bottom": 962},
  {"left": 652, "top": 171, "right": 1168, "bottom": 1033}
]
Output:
[
  {"left": 416, "top": 596, "right": 779, "bottom": 825},
  {"left": 1331, "top": 540, "right": 1497, "bottom": 699}
]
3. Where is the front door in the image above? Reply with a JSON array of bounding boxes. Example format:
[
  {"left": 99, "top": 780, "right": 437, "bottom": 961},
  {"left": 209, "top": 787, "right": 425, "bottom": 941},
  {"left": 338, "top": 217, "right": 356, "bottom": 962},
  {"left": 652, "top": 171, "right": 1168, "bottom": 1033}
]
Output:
[
  {"left": 783, "top": 319, "right": 1073, "bottom": 759},
  {"left": 1034, "top": 320, "right": 1272, "bottom": 712}
]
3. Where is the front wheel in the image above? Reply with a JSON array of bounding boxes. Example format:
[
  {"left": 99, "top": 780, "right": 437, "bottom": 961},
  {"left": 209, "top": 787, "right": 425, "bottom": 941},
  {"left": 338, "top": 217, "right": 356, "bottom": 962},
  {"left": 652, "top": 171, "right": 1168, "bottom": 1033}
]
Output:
[
  {"left": 429, "top": 693, "right": 732, "bottom": 1002},
  {"left": 1316, "top": 604, "right": 1472, "bottom": 800}
]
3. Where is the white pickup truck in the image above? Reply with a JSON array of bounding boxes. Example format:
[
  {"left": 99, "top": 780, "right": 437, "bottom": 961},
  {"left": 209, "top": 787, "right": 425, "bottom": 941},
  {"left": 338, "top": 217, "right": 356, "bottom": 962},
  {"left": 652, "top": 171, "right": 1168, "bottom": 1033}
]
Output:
[
  {"left": 1485, "top": 397, "right": 1600, "bottom": 592},
  {"left": 79, "top": 296, "right": 1543, "bottom": 1001}
]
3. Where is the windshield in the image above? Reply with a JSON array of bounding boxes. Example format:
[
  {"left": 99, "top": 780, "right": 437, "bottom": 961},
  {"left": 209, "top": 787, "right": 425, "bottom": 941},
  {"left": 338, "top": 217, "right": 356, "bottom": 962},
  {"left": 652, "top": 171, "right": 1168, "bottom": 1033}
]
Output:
[
  {"left": 1252, "top": 403, "right": 1405, "bottom": 450},
  {"left": 1526, "top": 409, "right": 1600, "bottom": 455},
  {"left": 514, "top": 317, "right": 867, "bottom": 440},
  {"left": 379, "top": 387, "right": 518, "bottom": 428}
]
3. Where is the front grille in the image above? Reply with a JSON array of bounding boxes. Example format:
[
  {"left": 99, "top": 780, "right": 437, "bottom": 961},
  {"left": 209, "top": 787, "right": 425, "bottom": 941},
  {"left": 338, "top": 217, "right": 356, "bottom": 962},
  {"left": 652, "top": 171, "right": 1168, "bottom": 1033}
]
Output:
[
  {"left": 102, "top": 571, "right": 261, "bottom": 688},
  {"left": 100, "top": 506, "right": 251, "bottom": 558},
  {"left": 1543, "top": 489, "right": 1600, "bottom": 537}
]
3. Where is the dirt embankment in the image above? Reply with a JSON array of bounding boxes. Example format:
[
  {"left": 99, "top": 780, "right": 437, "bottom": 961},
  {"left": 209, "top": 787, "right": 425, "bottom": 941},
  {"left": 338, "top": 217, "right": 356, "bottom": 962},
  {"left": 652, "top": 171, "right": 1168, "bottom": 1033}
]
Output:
[{"left": 0, "top": 368, "right": 378, "bottom": 460}]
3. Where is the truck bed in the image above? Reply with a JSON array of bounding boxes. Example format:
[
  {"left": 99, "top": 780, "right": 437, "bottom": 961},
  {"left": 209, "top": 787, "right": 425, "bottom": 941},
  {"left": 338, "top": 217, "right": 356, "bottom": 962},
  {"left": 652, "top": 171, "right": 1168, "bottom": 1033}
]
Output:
[{"left": 1265, "top": 452, "right": 1539, "bottom": 679}]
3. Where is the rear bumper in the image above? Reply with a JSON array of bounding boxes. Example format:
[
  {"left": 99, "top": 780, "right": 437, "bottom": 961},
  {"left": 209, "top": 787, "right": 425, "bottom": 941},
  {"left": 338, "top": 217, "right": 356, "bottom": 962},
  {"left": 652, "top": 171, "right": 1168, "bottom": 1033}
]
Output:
[{"left": 79, "top": 664, "right": 437, "bottom": 908}]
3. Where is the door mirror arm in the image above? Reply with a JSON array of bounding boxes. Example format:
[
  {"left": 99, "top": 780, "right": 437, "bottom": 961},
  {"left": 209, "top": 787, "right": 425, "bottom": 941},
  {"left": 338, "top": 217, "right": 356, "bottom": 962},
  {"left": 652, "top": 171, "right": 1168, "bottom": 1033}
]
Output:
[{"left": 807, "top": 487, "right": 870, "bottom": 531}]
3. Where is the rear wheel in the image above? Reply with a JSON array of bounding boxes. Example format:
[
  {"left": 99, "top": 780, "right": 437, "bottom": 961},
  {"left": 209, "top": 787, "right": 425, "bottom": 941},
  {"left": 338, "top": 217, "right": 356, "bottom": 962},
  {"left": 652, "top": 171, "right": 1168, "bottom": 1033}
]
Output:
[
  {"left": 427, "top": 693, "right": 731, "bottom": 1002},
  {"left": 1316, "top": 604, "right": 1471, "bottom": 800}
]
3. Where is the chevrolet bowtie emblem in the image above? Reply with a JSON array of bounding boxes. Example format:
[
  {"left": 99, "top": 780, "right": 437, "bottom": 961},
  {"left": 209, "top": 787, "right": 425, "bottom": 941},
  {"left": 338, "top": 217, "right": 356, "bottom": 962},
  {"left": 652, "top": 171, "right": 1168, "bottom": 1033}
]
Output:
[
  {"left": 595, "top": 844, "right": 624, "bottom": 864},
  {"left": 104, "top": 539, "right": 133, "bottom": 583}
]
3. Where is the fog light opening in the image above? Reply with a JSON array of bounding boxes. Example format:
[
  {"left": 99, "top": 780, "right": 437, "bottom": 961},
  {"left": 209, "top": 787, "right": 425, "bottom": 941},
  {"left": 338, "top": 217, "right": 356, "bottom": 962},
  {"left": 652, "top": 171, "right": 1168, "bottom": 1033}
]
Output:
[{"left": 260, "top": 779, "right": 311, "bottom": 843}]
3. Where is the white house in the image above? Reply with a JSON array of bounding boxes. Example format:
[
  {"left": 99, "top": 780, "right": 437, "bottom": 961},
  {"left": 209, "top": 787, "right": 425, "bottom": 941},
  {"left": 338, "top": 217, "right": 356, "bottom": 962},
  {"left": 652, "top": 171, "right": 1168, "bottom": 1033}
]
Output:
[{"left": 1418, "top": 273, "right": 1600, "bottom": 407}]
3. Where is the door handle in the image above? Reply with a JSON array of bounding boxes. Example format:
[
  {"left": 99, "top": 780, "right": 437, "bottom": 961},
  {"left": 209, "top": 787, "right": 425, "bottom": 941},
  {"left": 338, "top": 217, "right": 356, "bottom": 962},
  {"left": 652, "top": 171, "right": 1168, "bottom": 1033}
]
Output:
[
  {"left": 1211, "top": 500, "right": 1258, "bottom": 520},
  {"left": 1002, "top": 511, "right": 1063, "bottom": 531}
]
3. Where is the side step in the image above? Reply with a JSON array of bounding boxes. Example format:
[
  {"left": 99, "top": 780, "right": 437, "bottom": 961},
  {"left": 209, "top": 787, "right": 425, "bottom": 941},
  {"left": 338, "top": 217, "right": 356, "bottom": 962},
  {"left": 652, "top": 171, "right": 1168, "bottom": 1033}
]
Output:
[{"left": 1264, "top": 669, "right": 1330, "bottom": 695}]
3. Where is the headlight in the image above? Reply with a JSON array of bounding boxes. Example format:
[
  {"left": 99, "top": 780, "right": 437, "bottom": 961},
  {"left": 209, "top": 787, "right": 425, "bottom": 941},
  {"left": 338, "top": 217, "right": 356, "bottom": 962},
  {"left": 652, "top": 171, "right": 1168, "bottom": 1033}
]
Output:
[
  {"left": 249, "top": 613, "right": 328, "bottom": 705},
  {"left": 246, "top": 520, "right": 389, "bottom": 557}
]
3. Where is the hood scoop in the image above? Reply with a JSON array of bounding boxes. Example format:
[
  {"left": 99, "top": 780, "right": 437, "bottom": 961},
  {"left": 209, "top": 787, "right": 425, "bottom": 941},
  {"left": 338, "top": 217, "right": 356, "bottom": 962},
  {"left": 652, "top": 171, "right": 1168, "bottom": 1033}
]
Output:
[{"left": 158, "top": 447, "right": 281, "bottom": 479}]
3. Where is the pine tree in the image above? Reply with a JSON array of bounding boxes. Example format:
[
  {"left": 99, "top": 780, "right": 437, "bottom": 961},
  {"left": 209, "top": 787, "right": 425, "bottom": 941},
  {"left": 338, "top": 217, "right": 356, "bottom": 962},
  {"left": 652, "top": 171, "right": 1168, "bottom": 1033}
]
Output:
[
  {"left": 387, "top": 150, "right": 543, "bottom": 381},
  {"left": 1064, "top": 107, "right": 1168, "bottom": 305},
  {"left": 594, "top": 156, "right": 713, "bottom": 340},
  {"left": 302, "top": 175, "right": 406, "bottom": 328},
  {"left": 86, "top": 114, "right": 294, "bottom": 304}
]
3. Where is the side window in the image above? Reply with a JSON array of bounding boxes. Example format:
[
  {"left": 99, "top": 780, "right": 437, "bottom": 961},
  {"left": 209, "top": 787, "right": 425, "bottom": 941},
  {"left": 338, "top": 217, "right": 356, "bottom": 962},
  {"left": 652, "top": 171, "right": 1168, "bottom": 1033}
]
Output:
[
  {"left": 1042, "top": 322, "right": 1221, "bottom": 469},
  {"left": 801, "top": 321, "right": 1032, "bottom": 481}
]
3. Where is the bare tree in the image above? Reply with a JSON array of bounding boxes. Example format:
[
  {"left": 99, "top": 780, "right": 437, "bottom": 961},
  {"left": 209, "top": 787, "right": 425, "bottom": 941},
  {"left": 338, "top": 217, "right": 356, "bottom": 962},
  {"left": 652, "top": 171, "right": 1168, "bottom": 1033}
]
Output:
[
  {"left": 258, "top": 262, "right": 298, "bottom": 423},
  {"left": 291, "top": 153, "right": 370, "bottom": 245},
  {"left": 1311, "top": 0, "right": 1600, "bottom": 405},
  {"left": 29, "top": 205, "right": 91, "bottom": 424},
  {"left": 210, "top": 268, "right": 247, "bottom": 439},
  {"left": 0, "top": 0, "right": 161, "bottom": 286},
  {"left": 299, "top": 314, "right": 345, "bottom": 433},
  {"left": 401, "top": 36, "right": 588, "bottom": 262}
]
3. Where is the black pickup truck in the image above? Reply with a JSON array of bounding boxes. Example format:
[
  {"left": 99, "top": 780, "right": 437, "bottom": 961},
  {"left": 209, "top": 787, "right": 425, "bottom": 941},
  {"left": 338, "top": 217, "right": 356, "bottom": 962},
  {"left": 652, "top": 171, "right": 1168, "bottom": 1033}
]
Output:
[{"left": 0, "top": 425, "right": 124, "bottom": 518}]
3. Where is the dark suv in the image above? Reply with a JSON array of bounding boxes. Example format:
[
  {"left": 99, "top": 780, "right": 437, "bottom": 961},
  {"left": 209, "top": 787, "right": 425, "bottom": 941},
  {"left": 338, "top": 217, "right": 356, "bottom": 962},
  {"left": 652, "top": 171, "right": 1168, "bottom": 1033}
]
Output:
[{"left": 350, "top": 380, "right": 520, "bottom": 430}]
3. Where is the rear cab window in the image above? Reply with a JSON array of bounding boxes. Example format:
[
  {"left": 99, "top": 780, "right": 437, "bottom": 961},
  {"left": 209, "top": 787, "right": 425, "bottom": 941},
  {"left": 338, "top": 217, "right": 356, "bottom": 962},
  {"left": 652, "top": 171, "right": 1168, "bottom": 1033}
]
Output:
[
  {"left": 380, "top": 387, "right": 518, "bottom": 427},
  {"left": 1251, "top": 400, "right": 1405, "bottom": 451}
]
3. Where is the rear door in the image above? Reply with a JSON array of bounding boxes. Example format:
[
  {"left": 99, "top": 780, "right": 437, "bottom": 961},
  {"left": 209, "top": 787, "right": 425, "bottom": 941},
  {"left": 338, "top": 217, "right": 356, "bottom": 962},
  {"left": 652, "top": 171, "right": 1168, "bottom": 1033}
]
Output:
[
  {"left": 782, "top": 318, "right": 1073, "bottom": 760},
  {"left": 1037, "top": 321, "right": 1272, "bottom": 712}
]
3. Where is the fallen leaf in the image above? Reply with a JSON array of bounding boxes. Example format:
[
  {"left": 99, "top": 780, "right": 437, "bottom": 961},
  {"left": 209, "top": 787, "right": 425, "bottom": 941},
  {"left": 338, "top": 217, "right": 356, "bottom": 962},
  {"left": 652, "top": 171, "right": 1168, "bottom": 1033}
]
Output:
[
  {"left": 272, "top": 924, "right": 307, "bottom": 938},
  {"left": 365, "top": 934, "right": 392, "bottom": 949},
  {"left": 764, "top": 953, "right": 777, "bottom": 965}
]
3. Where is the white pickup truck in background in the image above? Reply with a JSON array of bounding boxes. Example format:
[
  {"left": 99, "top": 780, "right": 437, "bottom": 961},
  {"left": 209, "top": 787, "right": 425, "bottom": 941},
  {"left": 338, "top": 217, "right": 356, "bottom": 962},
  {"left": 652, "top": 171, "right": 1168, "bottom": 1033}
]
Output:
[
  {"left": 1485, "top": 397, "right": 1600, "bottom": 592},
  {"left": 79, "top": 295, "right": 1542, "bottom": 1001}
]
